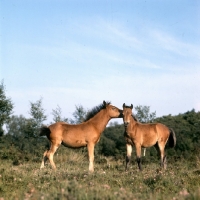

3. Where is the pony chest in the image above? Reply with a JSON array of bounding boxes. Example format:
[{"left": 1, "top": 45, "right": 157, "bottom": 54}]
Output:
[
  {"left": 124, "top": 131, "right": 136, "bottom": 145},
  {"left": 124, "top": 128, "right": 137, "bottom": 138}
]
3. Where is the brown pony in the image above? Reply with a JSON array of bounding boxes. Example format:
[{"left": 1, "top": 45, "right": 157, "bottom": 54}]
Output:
[
  {"left": 40, "top": 101, "right": 123, "bottom": 172},
  {"left": 122, "top": 103, "right": 176, "bottom": 171}
]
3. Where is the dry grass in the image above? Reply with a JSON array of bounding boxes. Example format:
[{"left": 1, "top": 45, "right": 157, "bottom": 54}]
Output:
[{"left": 0, "top": 149, "right": 200, "bottom": 200}]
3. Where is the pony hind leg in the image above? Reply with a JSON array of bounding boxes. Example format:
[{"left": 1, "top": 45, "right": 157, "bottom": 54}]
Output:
[
  {"left": 125, "top": 144, "right": 132, "bottom": 171},
  {"left": 155, "top": 142, "right": 167, "bottom": 169},
  {"left": 48, "top": 144, "right": 60, "bottom": 169},
  {"left": 40, "top": 150, "right": 48, "bottom": 169},
  {"left": 42, "top": 143, "right": 60, "bottom": 170},
  {"left": 163, "top": 155, "right": 167, "bottom": 169},
  {"left": 143, "top": 148, "right": 146, "bottom": 157}
]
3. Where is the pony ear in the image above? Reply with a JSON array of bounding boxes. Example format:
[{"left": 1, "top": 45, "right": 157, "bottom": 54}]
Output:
[
  {"left": 103, "top": 100, "right": 107, "bottom": 106},
  {"left": 131, "top": 104, "right": 133, "bottom": 109},
  {"left": 123, "top": 103, "right": 125, "bottom": 108}
]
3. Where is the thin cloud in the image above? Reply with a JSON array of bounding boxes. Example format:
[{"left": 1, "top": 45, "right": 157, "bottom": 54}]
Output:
[{"left": 150, "top": 29, "right": 200, "bottom": 58}]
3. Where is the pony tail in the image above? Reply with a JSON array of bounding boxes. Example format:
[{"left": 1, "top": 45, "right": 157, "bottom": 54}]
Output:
[
  {"left": 168, "top": 128, "right": 176, "bottom": 148},
  {"left": 40, "top": 126, "right": 51, "bottom": 137}
]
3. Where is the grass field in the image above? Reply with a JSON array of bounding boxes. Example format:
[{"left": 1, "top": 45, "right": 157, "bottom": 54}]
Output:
[{"left": 0, "top": 148, "right": 200, "bottom": 200}]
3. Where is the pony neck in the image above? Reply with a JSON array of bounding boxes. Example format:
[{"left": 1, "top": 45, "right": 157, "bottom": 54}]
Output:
[
  {"left": 130, "top": 115, "right": 137, "bottom": 125},
  {"left": 87, "top": 109, "right": 110, "bottom": 132}
]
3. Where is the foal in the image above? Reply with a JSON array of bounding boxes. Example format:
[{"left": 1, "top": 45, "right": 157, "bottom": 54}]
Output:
[
  {"left": 122, "top": 103, "right": 176, "bottom": 171},
  {"left": 40, "top": 101, "right": 123, "bottom": 172}
]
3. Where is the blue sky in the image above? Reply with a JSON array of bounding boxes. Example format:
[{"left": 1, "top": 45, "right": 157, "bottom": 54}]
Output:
[{"left": 1, "top": 0, "right": 200, "bottom": 123}]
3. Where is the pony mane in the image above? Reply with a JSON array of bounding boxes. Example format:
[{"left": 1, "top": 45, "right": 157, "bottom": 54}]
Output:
[
  {"left": 84, "top": 101, "right": 111, "bottom": 122},
  {"left": 132, "top": 114, "right": 138, "bottom": 122}
]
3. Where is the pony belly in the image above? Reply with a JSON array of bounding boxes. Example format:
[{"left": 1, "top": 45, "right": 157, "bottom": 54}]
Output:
[
  {"left": 62, "top": 140, "right": 87, "bottom": 148},
  {"left": 142, "top": 139, "right": 157, "bottom": 148},
  {"left": 142, "top": 143, "right": 154, "bottom": 148}
]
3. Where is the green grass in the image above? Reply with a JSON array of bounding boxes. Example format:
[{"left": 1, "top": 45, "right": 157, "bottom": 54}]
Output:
[{"left": 0, "top": 149, "right": 200, "bottom": 200}]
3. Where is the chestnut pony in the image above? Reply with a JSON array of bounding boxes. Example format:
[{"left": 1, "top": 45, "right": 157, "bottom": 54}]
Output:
[
  {"left": 122, "top": 103, "right": 176, "bottom": 171},
  {"left": 40, "top": 101, "right": 123, "bottom": 172}
]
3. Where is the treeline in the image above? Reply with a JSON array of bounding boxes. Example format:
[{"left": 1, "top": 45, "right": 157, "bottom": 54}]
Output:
[{"left": 0, "top": 81, "right": 200, "bottom": 166}]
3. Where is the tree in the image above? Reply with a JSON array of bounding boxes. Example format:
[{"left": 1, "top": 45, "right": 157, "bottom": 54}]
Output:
[
  {"left": 98, "top": 136, "right": 116, "bottom": 156},
  {"left": 70, "top": 105, "right": 87, "bottom": 124},
  {"left": 6, "top": 115, "right": 28, "bottom": 137},
  {"left": 0, "top": 81, "right": 13, "bottom": 136},
  {"left": 51, "top": 105, "right": 68, "bottom": 123},
  {"left": 134, "top": 105, "right": 156, "bottom": 123},
  {"left": 28, "top": 98, "right": 47, "bottom": 136}
]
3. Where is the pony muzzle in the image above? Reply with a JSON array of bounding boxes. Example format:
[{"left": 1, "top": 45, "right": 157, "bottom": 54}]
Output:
[
  {"left": 124, "top": 121, "right": 129, "bottom": 127},
  {"left": 118, "top": 109, "right": 123, "bottom": 118}
]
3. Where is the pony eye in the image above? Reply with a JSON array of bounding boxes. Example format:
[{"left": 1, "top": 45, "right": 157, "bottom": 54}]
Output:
[{"left": 112, "top": 107, "right": 116, "bottom": 110}]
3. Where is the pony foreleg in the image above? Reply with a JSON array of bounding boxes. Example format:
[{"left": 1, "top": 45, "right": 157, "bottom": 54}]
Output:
[
  {"left": 125, "top": 144, "right": 132, "bottom": 171},
  {"left": 40, "top": 150, "right": 48, "bottom": 169},
  {"left": 87, "top": 143, "right": 95, "bottom": 173},
  {"left": 135, "top": 144, "right": 142, "bottom": 171}
]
